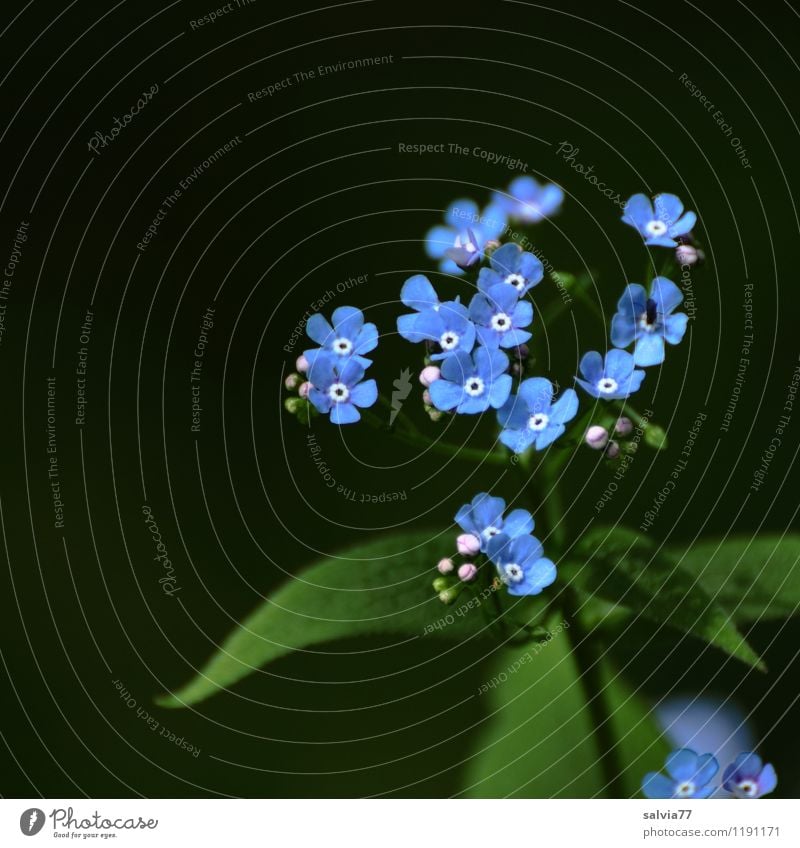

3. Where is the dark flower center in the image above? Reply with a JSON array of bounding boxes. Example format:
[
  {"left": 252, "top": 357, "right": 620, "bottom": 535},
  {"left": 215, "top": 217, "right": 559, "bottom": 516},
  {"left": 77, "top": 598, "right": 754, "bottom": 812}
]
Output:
[{"left": 645, "top": 298, "right": 658, "bottom": 326}]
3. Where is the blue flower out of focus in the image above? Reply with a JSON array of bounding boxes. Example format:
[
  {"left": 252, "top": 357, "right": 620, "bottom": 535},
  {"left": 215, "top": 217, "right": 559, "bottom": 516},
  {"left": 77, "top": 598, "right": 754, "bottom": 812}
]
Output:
[
  {"left": 429, "top": 347, "right": 512, "bottom": 414},
  {"left": 611, "top": 277, "right": 688, "bottom": 367},
  {"left": 477, "top": 242, "right": 544, "bottom": 296},
  {"left": 487, "top": 533, "right": 557, "bottom": 596},
  {"left": 575, "top": 349, "right": 645, "bottom": 400},
  {"left": 622, "top": 193, "right": 696, "bottom": 247},
  {"left": 307, "top": 354, "right": 377, "bottom": 424},
  {"left": 722, "top": 753, "right": 777, "bottom": 799},
  {"left": 642, "top": 749, "right": 719, "bottom": 799},
  {"left": 304, "top": 305, "right": 378, "bottom": 370},
  {"left": 455, "top": 492, "right": 534, "bottom": 553},
  {"left": 469, "top": 286, "right": 533, "bottom": 350},
  {"left": 494, "top": 176, "right": 564, "bottom": 224},
  {"left": 497, "top": 378, "right": 579, "bottom": 453},
  {"left": 425, "top": 198, "right": 507, "bottom": 274}
]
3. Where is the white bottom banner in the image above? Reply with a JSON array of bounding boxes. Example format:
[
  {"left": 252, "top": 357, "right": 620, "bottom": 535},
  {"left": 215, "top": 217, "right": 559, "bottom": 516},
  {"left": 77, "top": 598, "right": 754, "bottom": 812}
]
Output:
[{"left": 1, "top": 799, "right": 797, "bottom": 847}]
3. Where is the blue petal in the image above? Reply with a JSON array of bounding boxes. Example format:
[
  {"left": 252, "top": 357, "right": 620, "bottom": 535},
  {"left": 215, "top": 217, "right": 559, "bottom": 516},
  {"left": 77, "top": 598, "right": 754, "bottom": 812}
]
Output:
[
  {"left": 664, "top": 313, "right": 689, "bottom": 345},
  {"left": 654, "top": 193, "right": 684, "bottom": 223},
  {"left": 550, "top": 389, "right": 578, "bottom": 425},
  {"left": 498, "top": 328, "right": 531, "bottom": 348},
  {"left": 731, "top": 752, "right": 763, "bottom": 778},
  {"left": 758, "top": 764, "right": 778, "bottom": 796},
  {"left": 350, "top": 379, "right": 377, "bottom": 408},
  {"left": 616, "top": 283, "right": 648, "bottom": 320},
  {"left": 579, "top": 350, "right": 604, "bottom": 383},
  {"left": 511, "top": 533, "right": 544, "bottom": 566},
  {"left": 354, "top": 322, "right": 379, "bottom": 355},
  {"left": 693, "top": 754, "right": 719, "bottom": 788},
  {"left": 605, "top": 348, "right": 636, "bottom": 381},
  {"left": 622, "top": 193, "right": 654, "bottom": 228},
  {"left": 308, "top": 387, "right": 332, "bottom": 413},
  {"left": 476, "top": 326, "right": 501, "bottom": 349},
  {"left": 425, "top": 226, "right": 455, "bottom": 260},
  {"left": 413, "top": 309, "right": 446, "bottom": 342},
  {"left": 650, "top": 277, "right": 683, "bottom": 314},
  {"left": 455, "top": 503, "right": 476, "bottom": 536},
  {"left": 538, "top": 184, "right": 564, "bottom": 216},
  {"left": 509, "top": 556, "right": 557, "bottom": 596},
  {"left": 332, "top": 306, "right": 364, "bottom": 339},
  {"left": 429, "top": 379, "right": 463, "bottom": 411},
  {"left": 622, "top": 368, "right": 646, "bottom": 397},
  {"left": 642, "top": 772, "right": 675, "bottom": 799},
  {"left": 458, "top": 394, "right": 491, "bottom": 414},
  {"left": 306, "top": 313, "right": 334, "bottom": 346},
  {"left": 633, "top": 333, "right": 665, "bottom": 367},
  {"left": 575, "top": 377, "right": 599, "bottom": 398},
  {"left": 486, "top": 283, "right": 520, "bottom": 314},
  {"left": 518, "top": 251, "right": 544, "bottom": 287},
  {"left": 472, "top": 494, "right": 505, "bottom": 531},
  {"left": 611, "top": 313, "right": 637, "bottom": 349},
  {"left": 499, "top": 427, "right": 536, "bottom": 454},
  {"left": 307, "top": 351, "right": 337, "bottom": 388},
  {"left": 645, "top": 234, "right": 678, "bottom": 248},
  {"left": 666, "top": 749, "right": 701, "bottom": 781},
  {"left": 401, "top": 274, "right": 439, "bottom": 310},
  {"left": 440, "top": 350, "right": 474, "bottom": 383},
  {"left": 477, "top": 267, "right": 504, "bottom": 295},
  {"left": 480, "top": 347, "right": 510, "bottom": 380},
  {"left": 339, "top": 357, "right": 365, "bottom": 387},
  {"left": 512, "top": 299, "right": 534, "bottom": 329},
  {"left": 397, "top": 312, "right": 427, "bottom": 343},
  {"left": 519, "top": 378, "right": 553, "bottom": 412},
  {"left": 670, "top": 211, "right": 696, "bottom": 237},
  {"left": 468, "top": 293, "right": 495, "bottom": 324},
  {"left": 535, "top": 423, "right": 566, "bottom": 450},
  {"left": 480, "top": 202, "right": 508, "bottom": 239},
  {"left": 330, "top": 401, "right": 360, "bottom": 424},
  {"left": 490, "top": 243, "right": 522, "bottom": 275},
  {"left": 445, "top": 198, "right": 479, "bottom": 229},
  {"left": 487, "top": 374, "right": 512, "bottom": 408},
  {"left": 503, "top": 509, "right": 534, "bottom": 537},
  {"left": 496, "top": 394, "right": 529, "bottom": 429}
]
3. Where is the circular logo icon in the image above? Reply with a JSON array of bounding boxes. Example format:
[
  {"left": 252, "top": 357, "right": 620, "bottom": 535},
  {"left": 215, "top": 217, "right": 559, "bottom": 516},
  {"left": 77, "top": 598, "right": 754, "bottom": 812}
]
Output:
[{"left": 19, "top": 809, "right": 46, "bottom": 836}]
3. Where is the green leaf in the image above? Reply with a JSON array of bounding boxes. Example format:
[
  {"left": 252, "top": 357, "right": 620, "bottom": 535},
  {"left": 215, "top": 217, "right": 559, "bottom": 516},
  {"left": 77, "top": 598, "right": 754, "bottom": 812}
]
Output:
[
  {"left": 461, "top": 619, "right": 668, "bottom": 798},
  {"left": 668, "top": 535, "right": 800, "bottom": 624},
  {"left": 566, "top": 527, "right": 765, "bottom": 671},
  {"left": 156, "top": 531, "right": 492, "bottom": 708}
]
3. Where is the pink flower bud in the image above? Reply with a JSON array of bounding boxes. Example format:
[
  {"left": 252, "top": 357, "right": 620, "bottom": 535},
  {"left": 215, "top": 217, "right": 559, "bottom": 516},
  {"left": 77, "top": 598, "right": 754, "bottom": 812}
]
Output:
[
  {"left": 419, "top": 366, "right": 441, "bottom": 387},
  {"left": 299, "top": 381, "right": 311, "bottom": 399},
  {"left": 284, "top": 373, "right": 301, "bottom": 390},
  {"left": 296, "top": 354, "right": 309, "bottom": 373},
  {"left": 458, "top": 563, "right": 477, "bottom": 582},
  {"left": 437, "top": 557, "right": 454, "bottom": 575},
  {"left": 422, "top": 389, "right": 432, "bottom": 405},
  {"left": 615, "top": 417, "right": 633, "bottom": 436},
  {"left": 605, "top": 440, "right": 621, "bottom": 459},
  {"left": 585, "top": 425, "right": 609, "bottom": 449},
  {"left": 675, "top": 244, "right": 699, "bottom": 266},
  {"left": 457, "top": 533, "right": 481, "bottom": 556}
]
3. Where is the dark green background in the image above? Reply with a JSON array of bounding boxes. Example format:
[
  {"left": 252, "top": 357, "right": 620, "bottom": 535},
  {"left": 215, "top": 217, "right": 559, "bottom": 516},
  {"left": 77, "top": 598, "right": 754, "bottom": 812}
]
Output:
[{"left": 0, "top": 0, "right": 798, "bottom": 797}]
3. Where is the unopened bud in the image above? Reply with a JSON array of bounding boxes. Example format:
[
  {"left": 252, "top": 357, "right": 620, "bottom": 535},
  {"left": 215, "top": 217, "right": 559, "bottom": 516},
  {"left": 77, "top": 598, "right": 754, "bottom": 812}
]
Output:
[
  {"left": 422, "top": 389, "right": 432, "bottom": 405},
  {"left": 615, "top": 416, "right": 633, "bottom": 436},
  {"left": 284, "top": 397, "right": 303, "bottom": 414},
  {"left": 514, "top": 344, "right": 529, "bottom": 361},
  {"left": 457, "top": 533, "right": 481, "bottom": 556},
  {"left": 585, "top": 425, "right": 609, "bottom": 449},
  {"left": 419, "top": 366, "right": 441, "bottom": 387},
  {"left": 458, "top": 563, "right": 478, "bottom": 582},
  {"left": 299, "top": 381, "right": 311, "bottom": 399},
  {"left": 605, "top": 440, "right": 620, "bottom": 459},
  {"left": 676, "top": 244, "right": 702, "bottom": 267},
  {"left": 438, "top": 588, "right": 460, "bottom": 605},
  {"left": 645, "top": 424, "right": 668, "bottom": 451},
  {"left": 285, "top": 373, "right": 301, "bottom": 390},
  {"left": 428, "top": 409, "right": 444, "bottom": 422},
  {"left": 432, "top": 576, "right": 450, "bottom": 593},
  {"left": 296, "top": 354, "right": 309, "bottom": 373},
  {"left": 437, "top": 557, "right": 454, "bottom": 575}
]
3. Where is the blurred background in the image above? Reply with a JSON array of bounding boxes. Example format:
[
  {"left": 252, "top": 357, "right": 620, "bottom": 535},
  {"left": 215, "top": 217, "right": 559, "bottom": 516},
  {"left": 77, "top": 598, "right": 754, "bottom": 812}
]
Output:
[{"left": 0, "top": 0, "right": 798, "bottom": 797}]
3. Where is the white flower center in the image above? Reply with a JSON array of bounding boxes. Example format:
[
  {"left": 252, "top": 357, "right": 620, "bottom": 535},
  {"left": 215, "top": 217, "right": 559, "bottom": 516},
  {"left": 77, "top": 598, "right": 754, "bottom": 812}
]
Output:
[
  {"left": 638, "top": 314, "right": 657, "bottom": 332},
  {"left": 490, "top": 312, "right": 512, "bottom": 332},
  {"left": 597, "top": 377, "right": 619, "bottom": 395},
  {"left": 464, "top": 376, "right": 485, "bottom": 397},
  {"left": 482, "top": 525, "right": 500, "bottom": 540},
  {"left": 456, "top": 234, "right": 477, "bottom": 253},
  {"left": 645, "top": 219, "right": 668, "bottom": 236},
  {"left": 504, "top": 563, "right": 524, "bottom": 584},
  {"left": 505, "top": 273, "right": 526, "bottom": 291},
  {"left": 328, "top": 382, "right": 350, "bottom": 403},
  {"left": 333, "top": 337, "right": 353, "bottom": 355},
  {"left": 528, "top": 413, "right": 550, "bottom": 431},
  {"left": 736, "top": 781, "right": 757, "bottom": 798},
  {"left": 674, "top": 781, "right": 696, "bottom": 798},
  {"left": 439, "top": 330, "right": 460, "bottom": 351}
]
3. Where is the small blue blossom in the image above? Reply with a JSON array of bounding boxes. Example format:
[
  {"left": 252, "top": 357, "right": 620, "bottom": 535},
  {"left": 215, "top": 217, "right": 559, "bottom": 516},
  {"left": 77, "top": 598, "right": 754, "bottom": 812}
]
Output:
[
  {"left": 304, "top": 305, "right": 378, "bottom": 370},
  {"left": 642, "top": 749, "right": 719, "bottom": 799},
  {"left": 497, "top": 378, "right": 579, "bottom": 453},
  {"left": 429, "top": 347, "right": 512, "bottom": 414},
  {"left": 722, "top": 753, "right": 777, "bottom": 799},
  {"left": 611, "top": 277, "right": 688, "bottom": 366},
  {"left": 455, "top": 492, "right": 534, "bottom": 553},
  {"left": 477, "top": 242, "right": 544, "bottom": 296},
  {"left": 487, "top": 533, "right": 557, "bottom": 596},
  {"left": 493, "top": 176, "right": 564, "bottom": 224},
  {"left": 575, "top": 349, "right": 645, "bottom": 400},
  {"left": 622, "top": 193, "right": 696, "bottom": 247},
  {"left": 425, "top": 198, "right": 507, "bottom": 274},
  {"left": 396, "top": 274, "right": 445, "bottom": 342},
  {"left": 469, "top": 285, "right": 533, "bottom": 350},
  {"left": 307, "top": 353, "right": 377, "bottom": 424}
]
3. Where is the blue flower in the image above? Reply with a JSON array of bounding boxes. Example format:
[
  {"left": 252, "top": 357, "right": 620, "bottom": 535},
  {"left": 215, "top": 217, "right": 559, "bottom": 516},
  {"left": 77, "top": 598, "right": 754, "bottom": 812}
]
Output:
[
  {"left": 304, "top": 305, "right": 378, "bottom": 370},
  {"left": 722, "top": 753, "right": 777, "bottom": 799},
  {"left": 468, "top": 285, "right": 533, "bottom": 350},
  {"left": 611, "top": 277, "right": 688, "bottom": 366},
  {"left": 575, "top": 349, "right": 645, "bottom": 400},
  {"left": 493, "top": 176, "right": 564, "bottom": 223},
  {"left": 497, "top": 378, "right": 579, "bottom": 453},
  {"left": 307, "top": 353, "right": 377, "bottom": 424},
  {"left": 455, "top": 492, "right": 534, "bottom": 552},
  {"left": 642, "top": 749, "right": 719, "bottom": 799},
  {"left": 425, "top": 198, "right": 507, "bottom": 275},
  {"left": 477, "top": 242, "right": 544, "bottom": 296},
  {"left": 396, "top": 274, "right": 444, "bottom": 342},
  {"left": 429, "top": 347, "right": 512, "bottom": 414},
  {"left": 487, "top": 533, "right": 557, "bottom": 596},
  {"left": 622, "top": 193, "right": 696, "bottom": 247}
]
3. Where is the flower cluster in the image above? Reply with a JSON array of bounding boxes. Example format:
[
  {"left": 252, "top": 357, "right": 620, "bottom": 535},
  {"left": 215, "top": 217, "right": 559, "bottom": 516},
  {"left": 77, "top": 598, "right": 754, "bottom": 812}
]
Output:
[
  {"left": 294, "top": 306, "right": 379, "bottom": 424},
  {"left": 642, "top": 749, "right": 777, "bottom": 799},
  {"left": 434, "top": 493, "right": 556, "bottom": 599}
]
